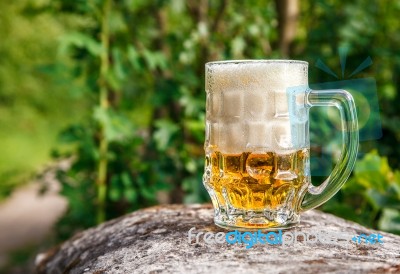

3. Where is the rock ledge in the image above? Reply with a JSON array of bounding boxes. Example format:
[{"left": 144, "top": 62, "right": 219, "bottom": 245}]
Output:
[{"left": 36, "top": 204, "right": 400, "bottom": 274}]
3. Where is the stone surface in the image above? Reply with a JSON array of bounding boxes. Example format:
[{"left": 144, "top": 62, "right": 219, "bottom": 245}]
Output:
[{"left": 36, "top": 204, "right": 400, "bottom": 274}]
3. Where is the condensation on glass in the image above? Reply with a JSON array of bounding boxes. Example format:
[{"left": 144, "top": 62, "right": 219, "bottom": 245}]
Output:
[{"left": 203, "top": 60, "right": 358, "bottom": 230}]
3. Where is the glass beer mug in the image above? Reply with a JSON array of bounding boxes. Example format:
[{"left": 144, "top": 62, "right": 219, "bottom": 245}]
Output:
[{"left": 203, "top": 60, "right": 358, "bottom": 229}]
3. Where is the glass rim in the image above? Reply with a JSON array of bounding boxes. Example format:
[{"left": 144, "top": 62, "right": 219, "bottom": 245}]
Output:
[{"left": 205, "top": 59, "right": 308, "bottom": 66}]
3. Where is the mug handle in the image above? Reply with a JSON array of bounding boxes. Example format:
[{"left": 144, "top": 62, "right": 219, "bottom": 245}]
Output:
[{"left": 300, "top": 89, "right": 359, "bottom": 211}]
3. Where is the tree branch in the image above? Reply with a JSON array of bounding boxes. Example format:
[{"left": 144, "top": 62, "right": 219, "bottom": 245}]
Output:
[{"left": 274, "top": 0, "right": 299, "bottom": 57}]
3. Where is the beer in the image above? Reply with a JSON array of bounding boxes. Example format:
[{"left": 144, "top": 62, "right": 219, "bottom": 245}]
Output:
[
  {"left": 204, "top": 60, "right": 358, "bottom": 229},
  {"left": 203, "top": 149, "right": 310, "bottom": 213},
  {"left": 204, "top": 61, "right": 310, "bottom": 228}
]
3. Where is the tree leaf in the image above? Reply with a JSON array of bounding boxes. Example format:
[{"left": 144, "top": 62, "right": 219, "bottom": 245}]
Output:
[
  {"left": 93, "top": 107, "right": 135, "bottom": 142},
  {"left": 153, "top": 119, "right": 179, "bottom": 151},
  {"left": 60, "top": 32, "right": 102, "bottom": 57},
  {"left": 378, "top": 209, "right": 400, "bottom": 234}
]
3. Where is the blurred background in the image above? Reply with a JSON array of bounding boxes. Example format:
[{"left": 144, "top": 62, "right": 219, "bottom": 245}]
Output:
[{"left": 0, "top": 0, "right": 399, "bottom": 272}]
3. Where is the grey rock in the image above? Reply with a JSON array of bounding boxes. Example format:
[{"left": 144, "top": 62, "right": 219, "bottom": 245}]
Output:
[{"left": 36, "top": 204, "right": 400, "bottom": 274}]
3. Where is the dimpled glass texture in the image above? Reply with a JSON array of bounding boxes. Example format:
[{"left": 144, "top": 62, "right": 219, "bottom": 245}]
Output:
[{"left": 203, "top": 60, "right": 311, "bottom": 230}]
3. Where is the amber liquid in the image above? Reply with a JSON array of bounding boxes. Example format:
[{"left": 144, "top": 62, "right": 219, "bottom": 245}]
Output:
[{"left": 204, "top": 149, "right": 309, "bottom": 211}]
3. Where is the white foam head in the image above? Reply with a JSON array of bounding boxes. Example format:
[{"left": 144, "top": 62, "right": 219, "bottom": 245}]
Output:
[{"left": 205, "top": 60, "right": 308, "bottom": 154}]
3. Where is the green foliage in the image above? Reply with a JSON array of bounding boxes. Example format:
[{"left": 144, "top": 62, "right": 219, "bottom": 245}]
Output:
[
  {"left": 323, "top": 151, "right": 400, "bottom": 234},
  {"left": 49, "top": 0, "right": 282, "bottom": 237},
  {"left": 0, "top": 0, "right": 91, "bottom": 200},
  {"left": 299, "top": 0, "right": 400, "bottom": 168}
]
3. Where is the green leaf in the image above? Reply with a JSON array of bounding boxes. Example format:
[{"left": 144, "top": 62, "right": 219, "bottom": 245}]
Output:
[
  {"left": 179, "top": 86, "right": 204, "bottom": 116},
  {"left": 353, "top": 150, "right": 390, "bottom": 192},
  {"left": 93, "top": 107, "right": 135, "bottom": 142},
  {"left": 185, "top": 158, "right": 197, "bottom": 174},
  {"left": 142, "top": 49, "right": 167, "bottom": 70},
  {"left": 322, "top": 202, "right": 363, "bottom": 224},
  {"left": 184, "top": 118, "right": 205, "bottom": 143},
  {"left": 378, "top": 209, "right": 400, "bottom": 234},
  {"left": 124, "top": 186, "right": 137, "bottom": 203},
  {"left": 60, "top": 32, "right": 102, "bottom": 57},
  {"left": 109, "top": 187, "right": 121, "bottom": 201},
  {"left": 127, "top": 45, "right": 141, "bottom": 70},
  {"left": 108, "top": 175, "right": 121, "bottom": 201},
  {"left": 109, "top": 10, "right": 128, "bottom": 33},
  {"left": 366, "top": 188, "right": 400, "bottom": 210},
  {"left": 111, "top": 47, "right": 126, "bottom": 81},
  {"left": 153, "top": 119, "right": 179, "bottom": 151},
  {"left": 182, "top": 177, "right": 204, "bottom": 204},
  {"left": 140, "top": 186, "right": 155, "bottom": 200},
  {"left": 121, "top": 172, "right": 132, "bottom": 187},
  {"left": 393, "top": 171, "right": 400, "bottom": 197},
  {"left": 155, "top": 179, "right": 171, "bottom": 191},
  {"left": 106, "top": 70, "right": 122, "bottom": 90}
]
